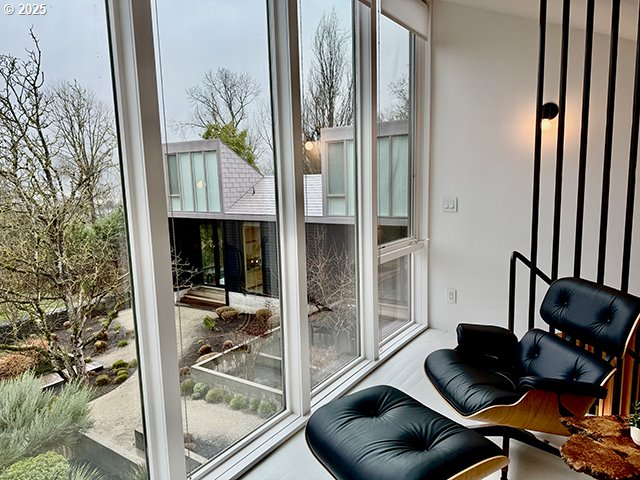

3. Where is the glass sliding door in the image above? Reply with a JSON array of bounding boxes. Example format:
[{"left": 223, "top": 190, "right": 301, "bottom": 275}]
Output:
[{"left": 0, "top": 2, "right": 147, "bottom": 478}]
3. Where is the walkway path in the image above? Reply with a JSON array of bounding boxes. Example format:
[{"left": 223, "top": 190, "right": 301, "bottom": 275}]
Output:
[{"left": 87, "top": 306, "right": 264, "bottom": 466}]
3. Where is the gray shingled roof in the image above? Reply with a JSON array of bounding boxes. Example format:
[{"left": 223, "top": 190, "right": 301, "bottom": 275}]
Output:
[{"left": 226, "top": 175, "right": 323, "bottom": 217}]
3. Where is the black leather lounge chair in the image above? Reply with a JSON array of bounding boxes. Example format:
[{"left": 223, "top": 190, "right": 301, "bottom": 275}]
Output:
[{"left": 424, "top": 277, "right": 640, "bottom": 479}]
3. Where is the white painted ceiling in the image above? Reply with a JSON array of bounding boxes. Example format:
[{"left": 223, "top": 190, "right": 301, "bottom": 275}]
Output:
[{"left": 443, "top": 0, "right": 640, "bottom": 40}]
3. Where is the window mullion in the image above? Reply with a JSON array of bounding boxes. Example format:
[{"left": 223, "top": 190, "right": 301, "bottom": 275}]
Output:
[
  {"left": 356, "top": 0, "right": 380, "bottom": 361},
  {"left": 268, "top": 0, "right": 311, "bottom": 415},
  {"left": 106, "top": 1, "right": 186, "bottom": 478}
]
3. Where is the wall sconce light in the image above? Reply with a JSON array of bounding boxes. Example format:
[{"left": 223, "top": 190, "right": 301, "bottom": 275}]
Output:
[
  {"left": 541, "top": 102, "right": 559, "bottom": 132},
  {"left": 304, "top": 140, "right": 315, "bottom": 151}
]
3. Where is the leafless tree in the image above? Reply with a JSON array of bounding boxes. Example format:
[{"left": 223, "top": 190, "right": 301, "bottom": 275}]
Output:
[
  {"left": 306, "top": 227, "right": 357, "bottom": 345},
  {"left": 382, "top": 75, "right": 410, "bottom": 121},
  {"left": 51, "top": 80, "right": 117, "bottom": 223},
  {"left": 187, "top": 67, "right": 261, "bottom": 131},
  {"left": 303, "top": 7, "right": 353, "bottom": 143},
  {"left": 0, "top": 32, "right": 126, "bottom": 380}
]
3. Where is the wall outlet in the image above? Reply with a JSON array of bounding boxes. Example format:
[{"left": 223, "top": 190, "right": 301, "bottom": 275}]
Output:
[
  {"left": 446, "top": 288, "right": 457, "bottom": 304},
  {"left": 442, "top": 196, "right": 458, "bottom": 213}
]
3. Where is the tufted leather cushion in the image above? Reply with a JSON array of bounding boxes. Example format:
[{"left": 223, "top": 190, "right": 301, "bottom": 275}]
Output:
[
  {"left": 306, "top": 385, "right": 505, "bottom": 480},
  {"left": 541, "top": 277, "right": 640, "bottom": 357},
  {"left": 425, "top": 349, "right": 521, "bottom": 416},
  {"left": 518, "top": 328, "right": 611, "bottom": 384}
]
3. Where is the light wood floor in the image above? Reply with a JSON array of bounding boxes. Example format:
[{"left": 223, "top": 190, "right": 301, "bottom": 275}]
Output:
[{"left": 243, "top": 328, "right": 585, "bottom": 479}]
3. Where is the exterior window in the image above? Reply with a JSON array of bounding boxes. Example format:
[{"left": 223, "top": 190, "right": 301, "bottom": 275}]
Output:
[
  {"left": 243, "top": 222, "right": 264, "bottom": 293},
  {"left": 178, "top": 153, "right": 195, "bottom": 211},
  {"left": 377, "top": 13, "right": 415, "bottom": 340},
  {"left": 168, "top": 154, "right": 182, "bottom": 210},
  {"left": 0, "top": 2, "right": 147, "bottom": 478},
  {"left": 378, "top": 14, "right": 412, "bottom": 246},
  {"left": 167, "top": 150, "right": 222, "bottom": 213},
  {"left": 67, "top": 0, "right": 429, "bottom": 475},
  {"left": 192, "top": 152, "right": 207, "bottom": 212},
  {"left": 154, "top": 0, "right": 284, "bottom": 474},
  {"left": 300, "top": 0, "right": 360, "bottom": 388},
  {"left": 205, "top": 151, "right": 221, "bottom": 212},
  {"left": 379, "top": 255, "right": 411, "bottom": 341}
]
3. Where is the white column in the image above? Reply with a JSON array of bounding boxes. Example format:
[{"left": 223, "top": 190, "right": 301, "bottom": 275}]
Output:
[
  {"left": 268, "top": 0, "right": 312, "bottom": 416},
  {"left": 107, "top": 1, "right": 186, "bottom": 478}
]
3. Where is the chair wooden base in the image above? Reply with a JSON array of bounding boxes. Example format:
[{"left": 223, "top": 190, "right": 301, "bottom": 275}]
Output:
[{"left": 464, "top": 389, "right": 597, "bottom": 436}]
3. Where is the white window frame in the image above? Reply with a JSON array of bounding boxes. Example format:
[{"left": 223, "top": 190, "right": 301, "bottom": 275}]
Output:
[{"left": 106, "top": 0, "right": 431, "bottom": 478}]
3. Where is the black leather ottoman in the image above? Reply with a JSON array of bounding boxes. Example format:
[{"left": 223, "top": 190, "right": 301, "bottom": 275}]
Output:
[{"left": 305, "top": 385, "right": 508, "bottom": 480}]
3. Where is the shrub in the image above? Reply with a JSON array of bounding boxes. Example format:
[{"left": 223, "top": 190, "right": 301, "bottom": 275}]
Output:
[
  {"left": 69, "top": 463, "right": 106, "bottom": 480},
  {"left": 255, "top": 308, "right": 272, "bottom": 321},
  {"left": 113, "top": 323, "right": 122, "bottom": 332},
  {"left": 111, "top": 359, "right": 128, "bottom": 370},
  {"left": 191, "top": 382, "right": 209, "bottom": 400},
  {"left": 249, "top": 397, "right": 261, "bottom": 413},
  {"left": 230, "top": 394, "right": 248, "bottom": 410},
  {"left": 118, "top": 340, "right": 129, "bottom": 348},
  {"left": 0, "top": 451, "right": 70, "bottom": 480},
  {"left": 198, "top": 344, "right": 212, "bottom": 356},
  {"left": 220, "top": 308, "right": 239, "bottom": 322},
  {"left": 205, "top": 388, "right": 225, "bottom": 404},
  {"left": 0, "top": 374, "right": 92, "bottom": 470},
  {"left": 203, "top": 315, "right": 217, "bottom": 331},
  {"left": 114, "top": 372, "right": 128, "bottom": 384},
  {"left": 180, "top": 378, "right": 195, "bottom": 396},
  {"left": 0, "top": 353, "right": 36, "bottom": 379},
  {"left": 94, "top": 340, "right": 107, "bottom": 352},
  {"left": 128, "top": 359, "right": 138, "bottom": 369},
  {"left": 179, "top": 366, "right": 190, "bottom": 378},
  {"left": 222, "top": 340, "right": 234, "bottom": 351},
  {"left": 115, "top": 368, "right": 129, "bottom": 377},
  {"left": 257, "top": 400, "right": 278, "bottom": 418},
  {"left": 95, "top": 374, "right": 110, "bottom": 387},
  {"left": 268, "top": 314, "right": 281, "bottom": 329},
  {"left": 215, "top": 306, "right": 235, "bottom": 317},
  {"left": 0, "top": 338, "right": 48, "bottom": 379},
  {"left": 122, "top": 464, "right": 148, "bottom": 480}
]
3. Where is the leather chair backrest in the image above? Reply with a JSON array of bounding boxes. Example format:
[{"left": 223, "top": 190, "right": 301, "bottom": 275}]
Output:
[
  {"left": 540, "top": 277, "right": 640, "bottom": 358},
  {"left": 519, "top": 328, "right": 612, "bottom": 383}
]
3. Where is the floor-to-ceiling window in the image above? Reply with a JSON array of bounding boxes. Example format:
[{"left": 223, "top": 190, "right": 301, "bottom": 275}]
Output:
[
  {"left": 299, "top": 0, "right": 361, "bottom": 389},
  {"left": 152, "top": 1, "right": 286, "bottom": 476},
  {"left": 0, "top": 1, "right": 430, "bottom": 478}
]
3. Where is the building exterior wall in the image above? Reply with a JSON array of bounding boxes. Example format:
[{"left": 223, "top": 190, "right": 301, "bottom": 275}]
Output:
[{"left": 218, "top": 142, "right": 263, "bottom": 211}]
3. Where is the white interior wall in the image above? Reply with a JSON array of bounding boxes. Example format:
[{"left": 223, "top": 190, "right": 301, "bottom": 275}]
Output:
[{"left": 428, "top": 1, "right": 640, "bottom": 333}]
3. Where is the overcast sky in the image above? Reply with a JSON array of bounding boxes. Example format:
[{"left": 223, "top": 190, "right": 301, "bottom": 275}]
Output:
[{"left": 0, "top": 0, "right": 408, "bottom": 166}]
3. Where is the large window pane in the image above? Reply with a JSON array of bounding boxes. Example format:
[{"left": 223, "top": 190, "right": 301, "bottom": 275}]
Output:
[
  {"left": 300, "top": 0, "right": 359, "bottom": 388},
  {"left": 378, "top": 14, "right": 411, "bottom": 245},
  {"left": 192, "top": 152, "right": 207, "bottom": 212},
  {"left": 154, "top": 0, "right": 284, "bottom": 475},
  {"left": 377, "top": 14, "right": 414, "bottom": 340},
  {"left": 0, "top": 3, "right": 147, "bottom": 478}
]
